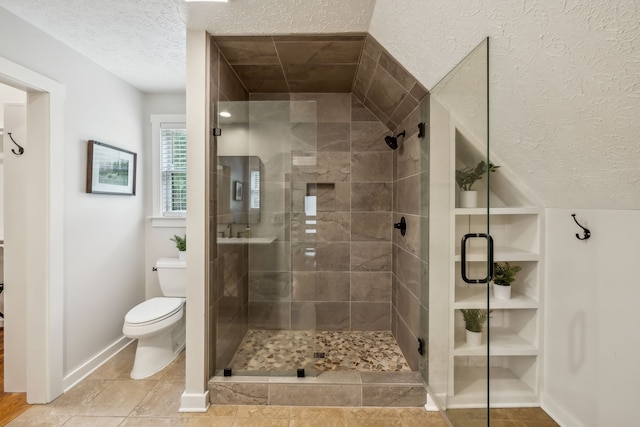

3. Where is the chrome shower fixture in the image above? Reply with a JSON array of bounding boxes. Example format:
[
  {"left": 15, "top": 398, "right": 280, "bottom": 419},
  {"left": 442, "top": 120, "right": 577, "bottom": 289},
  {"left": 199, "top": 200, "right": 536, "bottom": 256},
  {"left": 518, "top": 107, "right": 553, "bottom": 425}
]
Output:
[{"left": 384, "top": 130, "right": 406, "bottom": 150}]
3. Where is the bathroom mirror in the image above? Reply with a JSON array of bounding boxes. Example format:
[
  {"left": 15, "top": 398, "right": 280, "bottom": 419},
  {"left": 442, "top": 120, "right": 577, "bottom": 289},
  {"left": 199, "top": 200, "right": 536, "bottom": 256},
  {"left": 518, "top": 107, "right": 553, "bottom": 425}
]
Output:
[{"left": 218, "top": 156, "right": 263, "bottom": 224}]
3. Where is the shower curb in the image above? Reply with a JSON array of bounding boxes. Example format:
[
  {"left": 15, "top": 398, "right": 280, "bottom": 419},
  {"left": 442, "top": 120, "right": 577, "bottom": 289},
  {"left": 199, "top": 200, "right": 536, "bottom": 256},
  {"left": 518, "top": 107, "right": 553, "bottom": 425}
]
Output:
[{"left": 208, "top": 371, "right": 426, "bottom": 407}]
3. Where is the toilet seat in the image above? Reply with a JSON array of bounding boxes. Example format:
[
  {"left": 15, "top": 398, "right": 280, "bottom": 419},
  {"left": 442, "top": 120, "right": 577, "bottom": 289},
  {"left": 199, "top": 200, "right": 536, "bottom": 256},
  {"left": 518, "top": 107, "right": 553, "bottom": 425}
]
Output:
[{"left": 125, "top": 297, "right": 184, "bottom": 326}]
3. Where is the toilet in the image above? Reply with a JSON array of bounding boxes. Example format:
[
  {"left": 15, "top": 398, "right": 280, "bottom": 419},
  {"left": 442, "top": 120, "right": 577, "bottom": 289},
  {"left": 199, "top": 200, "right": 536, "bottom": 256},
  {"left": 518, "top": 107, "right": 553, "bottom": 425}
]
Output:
[{"left": 123, "top": 257, "right": 186, "bottom": 379}]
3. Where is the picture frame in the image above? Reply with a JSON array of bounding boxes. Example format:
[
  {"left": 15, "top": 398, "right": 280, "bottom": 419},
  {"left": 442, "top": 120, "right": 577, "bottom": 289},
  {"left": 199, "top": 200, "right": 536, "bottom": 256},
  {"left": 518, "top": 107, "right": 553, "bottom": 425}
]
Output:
[
  {"left": 86, "top": 140, "right": 137, "bottom": 195},
  {"left": 234, "top": 180, "right": 243, "bottom": 201}
]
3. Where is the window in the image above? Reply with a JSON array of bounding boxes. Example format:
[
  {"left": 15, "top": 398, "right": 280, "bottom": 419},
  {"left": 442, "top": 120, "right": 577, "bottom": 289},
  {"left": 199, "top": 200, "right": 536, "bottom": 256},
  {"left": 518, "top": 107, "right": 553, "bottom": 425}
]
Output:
[
  {"left": 161, "top": 124, "right": 187, "bottom": 215},
  {"left": 150, "top": 115, "right": 186, "bottom": 224}
]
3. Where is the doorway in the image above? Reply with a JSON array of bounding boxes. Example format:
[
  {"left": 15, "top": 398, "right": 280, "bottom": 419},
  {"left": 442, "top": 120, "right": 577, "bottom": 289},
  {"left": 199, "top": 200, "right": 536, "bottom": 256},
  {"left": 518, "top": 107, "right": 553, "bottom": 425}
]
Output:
[{"left": 0, "top": 56, "right": 65, "bottom": 404}]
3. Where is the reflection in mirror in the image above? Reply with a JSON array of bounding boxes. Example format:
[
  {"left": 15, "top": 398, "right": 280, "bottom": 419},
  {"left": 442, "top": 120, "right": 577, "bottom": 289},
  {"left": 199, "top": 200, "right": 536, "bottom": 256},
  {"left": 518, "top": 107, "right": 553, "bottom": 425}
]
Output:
[{"left": 218, "top": 156, "right": 263, "bottom": 227}]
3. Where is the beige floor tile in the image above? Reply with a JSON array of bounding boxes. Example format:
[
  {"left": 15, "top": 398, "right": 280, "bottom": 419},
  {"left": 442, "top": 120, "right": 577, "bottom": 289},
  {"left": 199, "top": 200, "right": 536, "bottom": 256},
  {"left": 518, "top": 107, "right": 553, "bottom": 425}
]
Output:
[
  {"left": 118, "top": 417, "right": 173, "bottom": 426},
  {"left": 181, "top": 417, "right": 235, "bottom": 427},
  {"left": 231, "top": 419, "right": 290, "bottom": 427},
  {"left": 506, "top": 408, "right": 557, "bottom": 423},
  {"left": 46, "top": 379, "right": 108, "bottom": 414},
  {"left": 204, "top": 405, "right": 239, "bottom": 417},
  {"left": 401, "top": 419, "right": 449, "bottom": 427},
  {"left": 290, "top": 406, "right": 345, "bottom": 419},
  {"left": 396, "top": 408, "right": 449, "bottom": 426},
  {"left": 5, "top": 411, "right": 70, "bottom": 427},
  {"left": 79, "top": 379, "right": 156, "bottom": 416},
  {"left": 344, "top": 407, "right": 401, "bottom": 419},
  {"left": 235, "top": 405, "right": 291, "bottom": 419},
  {"left": 148, "top": 350, "right": 186, "bottom": 381},
  {"left": 130, "top": 379, "right": 185, "bottom": 417},
  {"left": 62, "top": 416, "right": 125, "bottom": 426},
  {"left": 345, "top": 420, "right": 402, "bottom": 427},
  {"left": 289, "top": 419, "right": 346, "bottom": 427},
  {"left": 88, "top": 344, "right": 137, "bottom": 380}
]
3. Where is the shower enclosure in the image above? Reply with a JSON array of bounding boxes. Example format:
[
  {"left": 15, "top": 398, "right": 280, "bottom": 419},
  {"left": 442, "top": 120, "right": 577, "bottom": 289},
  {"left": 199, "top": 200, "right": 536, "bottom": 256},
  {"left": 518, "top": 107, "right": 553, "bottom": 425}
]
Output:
[{"left": 214, "top": 99, "right": 320, "bottom": 377}]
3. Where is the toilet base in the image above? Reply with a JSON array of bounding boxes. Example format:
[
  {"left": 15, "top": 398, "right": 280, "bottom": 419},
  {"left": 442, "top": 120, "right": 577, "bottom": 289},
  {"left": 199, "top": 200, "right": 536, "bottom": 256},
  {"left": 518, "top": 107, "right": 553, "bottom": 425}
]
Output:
[{"left": 130, "top": 317, "right": 185, "bottom": 379}]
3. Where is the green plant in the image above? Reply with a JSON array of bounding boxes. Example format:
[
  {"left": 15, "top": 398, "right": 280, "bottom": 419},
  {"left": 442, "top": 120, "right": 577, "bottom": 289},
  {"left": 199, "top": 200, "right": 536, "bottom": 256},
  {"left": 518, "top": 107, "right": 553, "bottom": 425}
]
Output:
[
  {"left": 460, "top": 309, "right": 491, "bottom": 333},
  {"left": 170, "top": 234, "right": 186, "bottom": 251},
  {"left": 455, "top": 161, "right": 499, "bottom": 191},
  {"left": 493, "top": 262, "right": 521, "bottom": 286}
]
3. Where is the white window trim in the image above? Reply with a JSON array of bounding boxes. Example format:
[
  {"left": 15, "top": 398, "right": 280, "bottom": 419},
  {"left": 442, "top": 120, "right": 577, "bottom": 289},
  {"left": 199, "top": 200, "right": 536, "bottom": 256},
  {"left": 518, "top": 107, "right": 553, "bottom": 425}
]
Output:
[{"left": 149, "top": 114, "right": 186, "bottom": 228}]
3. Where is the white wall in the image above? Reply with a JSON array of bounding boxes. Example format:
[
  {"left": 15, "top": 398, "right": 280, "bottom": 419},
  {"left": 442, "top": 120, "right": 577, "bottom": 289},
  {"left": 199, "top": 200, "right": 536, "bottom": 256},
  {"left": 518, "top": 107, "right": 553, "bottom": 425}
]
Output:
[
  {"left": 3, "top": 105, "right": 27, "bottom": 390},
  {"left": 0, "top": 7, "right": 146, "bottom": 382},
  {"left": 370, "top": 0, "right": 640, "bottom": 211},
  {"left": 0, "top": 84, "right": 26, "bottom": 236},
  {"left": 544, "top": 208, "right": 640, "bottom": 426},
  {"left": 143, "top": 94, "right": 186, "bottom": 298}
]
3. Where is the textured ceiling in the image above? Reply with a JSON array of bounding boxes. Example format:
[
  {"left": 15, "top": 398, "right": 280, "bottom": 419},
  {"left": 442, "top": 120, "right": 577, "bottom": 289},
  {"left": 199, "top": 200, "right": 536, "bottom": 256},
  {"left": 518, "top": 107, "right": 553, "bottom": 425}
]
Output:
[
  {"left": 0, "top": 0, "right": 188, "bottom": 93},
  {"left": 0, "top": 0, "right": 375, "bottom": 93}
]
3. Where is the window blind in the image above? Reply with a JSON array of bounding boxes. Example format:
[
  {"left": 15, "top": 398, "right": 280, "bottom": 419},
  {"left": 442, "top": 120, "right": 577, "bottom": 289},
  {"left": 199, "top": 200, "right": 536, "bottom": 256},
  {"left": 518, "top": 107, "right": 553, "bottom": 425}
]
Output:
[
  {"left": 250, "top": 170, "right": 260, "bottom": 209},
  {"left": 161, "top": 124, "right": 187, "bottom": 215}
]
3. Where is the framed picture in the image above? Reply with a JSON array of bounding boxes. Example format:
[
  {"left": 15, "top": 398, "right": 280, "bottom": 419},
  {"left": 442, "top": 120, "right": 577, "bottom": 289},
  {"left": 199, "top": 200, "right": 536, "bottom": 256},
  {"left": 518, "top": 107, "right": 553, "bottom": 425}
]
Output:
[
  {"left": 234, "top": 181, "right": 243, "bottom": 201},
  {"left": 86, "top": 140, "right": 137, "bottom": 195}
]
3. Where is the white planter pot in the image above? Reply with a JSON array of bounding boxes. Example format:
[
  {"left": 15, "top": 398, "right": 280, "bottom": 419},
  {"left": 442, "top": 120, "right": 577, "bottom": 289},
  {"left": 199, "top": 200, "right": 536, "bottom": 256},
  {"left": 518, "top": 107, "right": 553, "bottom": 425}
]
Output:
[
  {"left": 178, "top": 251, "right": 186, "bottom": 261},
  {"left": 458, "top": 190, "right": 478, "bottom": 208},
  {"left": 465, "top": 329, "right": 483, "bottom": 346},
  {"left": 493, "top": 283, "right": 511, "bottom": 300}
]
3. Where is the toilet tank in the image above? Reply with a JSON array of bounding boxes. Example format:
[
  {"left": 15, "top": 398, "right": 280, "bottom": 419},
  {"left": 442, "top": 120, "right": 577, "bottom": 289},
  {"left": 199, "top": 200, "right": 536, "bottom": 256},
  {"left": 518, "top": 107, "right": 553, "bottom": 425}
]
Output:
[{"left": 155, "top": 258, "right": 186, "bottom": 297}]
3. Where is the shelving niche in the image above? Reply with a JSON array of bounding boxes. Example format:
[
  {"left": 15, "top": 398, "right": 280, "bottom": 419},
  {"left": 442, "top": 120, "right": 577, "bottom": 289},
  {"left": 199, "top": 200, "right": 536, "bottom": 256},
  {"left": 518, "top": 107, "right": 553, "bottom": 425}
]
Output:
[{"left": 443, "top": 124, "right": 544, "bottom": 409}]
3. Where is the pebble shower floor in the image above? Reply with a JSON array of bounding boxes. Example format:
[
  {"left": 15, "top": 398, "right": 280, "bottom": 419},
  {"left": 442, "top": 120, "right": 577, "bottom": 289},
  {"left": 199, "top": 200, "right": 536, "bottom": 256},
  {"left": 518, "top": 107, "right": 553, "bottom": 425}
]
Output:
[{"left": 228, "top": 330, "right": 412, "bottom": 373}]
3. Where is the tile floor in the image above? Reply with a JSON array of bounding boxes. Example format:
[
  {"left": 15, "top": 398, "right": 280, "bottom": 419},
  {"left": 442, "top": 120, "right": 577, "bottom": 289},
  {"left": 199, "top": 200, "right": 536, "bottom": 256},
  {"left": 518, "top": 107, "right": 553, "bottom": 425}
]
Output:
[
  {"left": 6, "top": 343, "right": 447, "bottom": 427},
  {"left": 228, "top": 330, "right": 411, "bottom": 373},
  {"left": 6, "top": 341, "right": 558, "bottom": 427}
]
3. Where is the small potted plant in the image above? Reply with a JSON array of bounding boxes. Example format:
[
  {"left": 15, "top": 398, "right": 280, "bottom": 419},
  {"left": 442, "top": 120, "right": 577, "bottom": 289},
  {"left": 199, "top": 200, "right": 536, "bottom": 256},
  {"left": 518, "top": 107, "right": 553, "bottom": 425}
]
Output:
[
  {"left": 493, "top": 261, "right": 521, "bottom": 300},
  {"left": 460, "top": 308, "right": 491, "bottom": 346},
  {"left": 455, "top": 161, "right": 499, "bottom": 208},
  {"left": 170, "top": 234, "right": 186, "bottom": 261}
]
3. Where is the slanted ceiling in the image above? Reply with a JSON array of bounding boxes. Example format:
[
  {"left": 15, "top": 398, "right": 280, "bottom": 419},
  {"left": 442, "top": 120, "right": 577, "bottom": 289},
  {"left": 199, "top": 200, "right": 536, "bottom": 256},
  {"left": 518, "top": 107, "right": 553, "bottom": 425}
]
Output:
[{"left": 212, "top": 34, "right": 428, "bottom": 131}]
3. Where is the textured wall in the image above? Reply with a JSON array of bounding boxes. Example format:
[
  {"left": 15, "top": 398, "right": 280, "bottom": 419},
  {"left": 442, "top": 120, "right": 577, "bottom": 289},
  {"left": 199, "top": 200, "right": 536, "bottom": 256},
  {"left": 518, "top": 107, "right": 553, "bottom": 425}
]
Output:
[{"left": 370, "top": 0, "right": 640, "bottom": 210}]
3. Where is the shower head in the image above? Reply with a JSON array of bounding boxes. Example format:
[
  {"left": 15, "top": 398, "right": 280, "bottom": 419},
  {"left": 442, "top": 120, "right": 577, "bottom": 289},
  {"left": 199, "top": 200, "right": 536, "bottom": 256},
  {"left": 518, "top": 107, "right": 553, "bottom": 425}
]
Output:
[{"left": 385, "top": 130, "right": 406, "bottom": 150}]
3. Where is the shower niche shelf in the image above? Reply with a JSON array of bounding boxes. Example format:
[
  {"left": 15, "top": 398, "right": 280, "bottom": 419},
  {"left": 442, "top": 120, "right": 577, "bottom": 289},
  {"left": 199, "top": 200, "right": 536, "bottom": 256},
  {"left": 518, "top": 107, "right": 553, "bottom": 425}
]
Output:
[{"left": 448, "top": 208, "right": 543, "bottom": 407}]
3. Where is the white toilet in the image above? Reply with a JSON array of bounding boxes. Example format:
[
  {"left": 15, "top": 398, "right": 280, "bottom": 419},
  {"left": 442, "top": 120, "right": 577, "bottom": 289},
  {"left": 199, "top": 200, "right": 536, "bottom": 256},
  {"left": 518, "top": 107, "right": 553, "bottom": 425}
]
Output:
[{"left": 123, "top": 257, "right": 186, "bottom": 379}]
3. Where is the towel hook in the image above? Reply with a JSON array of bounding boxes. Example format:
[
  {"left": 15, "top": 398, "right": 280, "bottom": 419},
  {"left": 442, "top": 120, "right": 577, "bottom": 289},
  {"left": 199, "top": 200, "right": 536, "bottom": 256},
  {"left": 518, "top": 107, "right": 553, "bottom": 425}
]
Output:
[
  {"left": 571, "top": 214, "right": 591, "bottom": 240},
  {"left": 8, "top": 132, "right": 24, "bottom": 156}
]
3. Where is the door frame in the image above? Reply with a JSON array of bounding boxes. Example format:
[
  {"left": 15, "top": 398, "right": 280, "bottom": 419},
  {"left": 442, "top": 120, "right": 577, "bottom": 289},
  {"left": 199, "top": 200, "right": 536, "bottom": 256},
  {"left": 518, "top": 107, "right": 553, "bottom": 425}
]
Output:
[{"left": 0, "top": 56, "right": 64, "bottom": 403}]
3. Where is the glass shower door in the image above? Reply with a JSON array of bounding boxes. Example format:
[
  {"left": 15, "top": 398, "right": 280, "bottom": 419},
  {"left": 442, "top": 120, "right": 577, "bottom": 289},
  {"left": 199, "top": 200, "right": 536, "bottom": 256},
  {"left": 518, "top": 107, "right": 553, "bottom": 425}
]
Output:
[
  {"left": 215, "top": 99, "right": 319, "bottom": 377},
  {"left": 428, "top": 38, "right": 492, "bottom": 425}
]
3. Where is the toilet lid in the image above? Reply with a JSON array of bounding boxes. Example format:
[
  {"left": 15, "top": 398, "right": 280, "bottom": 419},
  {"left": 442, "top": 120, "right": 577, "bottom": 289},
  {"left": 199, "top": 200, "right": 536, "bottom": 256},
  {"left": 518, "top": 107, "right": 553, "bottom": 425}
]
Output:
[{"left": 125, "top": 297, "right": 184, "bottom": 325}]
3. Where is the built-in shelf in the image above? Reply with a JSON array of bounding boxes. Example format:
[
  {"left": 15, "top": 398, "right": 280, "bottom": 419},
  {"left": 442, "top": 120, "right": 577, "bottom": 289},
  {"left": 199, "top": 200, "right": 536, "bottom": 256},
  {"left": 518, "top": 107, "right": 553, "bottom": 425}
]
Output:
[
  {"left": 454, "top": 246, "right": 539, "bottom": 262},
  {"left": 454, "top": 287, "right": 538, "bottom": 309},
  {"left": 455, "top": 207, "right": 541, "bottom": 216},
  {"left": 450, "top": 366, "right": 539, "bottom": 407},
  {"left": 453, "top": 328, "right": 537, "bottom": 356}
]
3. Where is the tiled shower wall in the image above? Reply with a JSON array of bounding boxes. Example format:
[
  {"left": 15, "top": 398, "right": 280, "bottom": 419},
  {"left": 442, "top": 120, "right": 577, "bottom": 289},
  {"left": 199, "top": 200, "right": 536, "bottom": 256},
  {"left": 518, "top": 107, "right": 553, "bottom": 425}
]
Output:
[
  {"left": 247, "top": 93, "right": 395, "bottom": 332},
  {"left": 391, "top": 101, "right": 430, "bottom": 371}
]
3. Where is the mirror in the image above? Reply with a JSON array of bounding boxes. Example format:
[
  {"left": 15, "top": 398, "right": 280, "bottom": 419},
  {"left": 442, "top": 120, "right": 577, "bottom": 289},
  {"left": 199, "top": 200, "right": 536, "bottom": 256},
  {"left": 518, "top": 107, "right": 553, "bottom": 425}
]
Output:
[{"left": 218, "top": 156, "right": 263, "bottom": 225}]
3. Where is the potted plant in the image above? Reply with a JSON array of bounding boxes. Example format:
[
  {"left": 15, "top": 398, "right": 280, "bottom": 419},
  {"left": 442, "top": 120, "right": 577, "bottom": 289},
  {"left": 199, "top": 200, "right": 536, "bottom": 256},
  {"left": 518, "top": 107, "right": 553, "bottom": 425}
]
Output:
[
  {"left": 493, "top": 261, "right": 521, "bottom": 300},
  {"left": 460, "top": 308, "right": 491, "bottom": 346},
  {"left": 170, "top": 234, "right": 186, "bottom": 261},
  {"left": 455, "top": 161, "right": 499, "bottom": 208}
]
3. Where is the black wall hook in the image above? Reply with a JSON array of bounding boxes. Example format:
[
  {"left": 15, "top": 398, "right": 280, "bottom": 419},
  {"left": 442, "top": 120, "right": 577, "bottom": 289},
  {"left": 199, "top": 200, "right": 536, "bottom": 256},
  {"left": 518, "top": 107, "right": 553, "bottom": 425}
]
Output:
[
  {"left": 8, "top": 132, "right": 24, "bottom": 156},
  {"left": 571, "top": 214, "right": 591, "bottom": 240}
]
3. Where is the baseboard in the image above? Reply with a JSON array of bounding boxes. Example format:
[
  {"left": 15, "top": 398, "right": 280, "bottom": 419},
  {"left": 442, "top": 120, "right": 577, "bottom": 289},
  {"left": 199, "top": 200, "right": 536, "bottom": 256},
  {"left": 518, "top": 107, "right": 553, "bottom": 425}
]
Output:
[
  {"left": 540, "top": 392, "right": 582, "bottom": 427},
  {"left": 62, "top": 336, "right": 134, "bottom": 391},
  {"left": 180, "top": 390, "right": 210, "bottom": 412}
]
